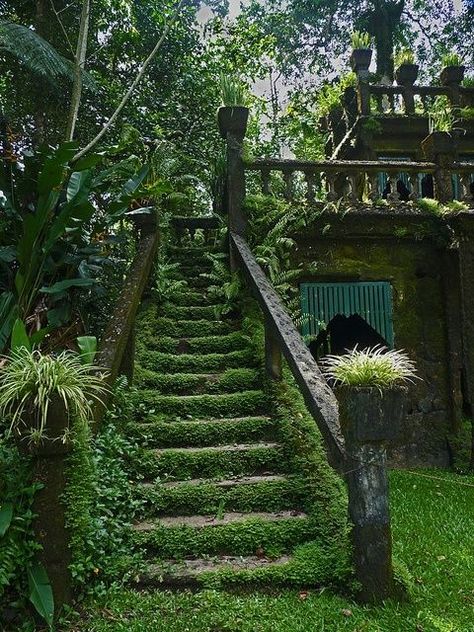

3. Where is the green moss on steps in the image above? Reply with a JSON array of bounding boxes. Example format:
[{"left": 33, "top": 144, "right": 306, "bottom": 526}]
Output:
[
  {"left": 133, "top": 515, "right": 317, "bottom": 558},
  {"left": 131, "top": 390, "right": 269, "bottom": 419},
  {"left": 152, "top": 318, "right": 236, "bottom": 338},
  {"left": 161, "top": 304, "right": 224, "bottom": 321},
  {"left": 140, "top": 332, "right": 250, "bottom": 355},
  {"left": 125, "top": 416, "right": 276, "bottom": 449},
  {"left": 134, "top": 367, "right": 261, "bottom": 394},
  {"left": 137, "top": 349, "right": 257, "bottom": 374},
  {"left": 133, "top": 443, "right": 287, "bottom": 480},
  {"left": 136, "top": 475, "right": 308, "bottom": 517}
]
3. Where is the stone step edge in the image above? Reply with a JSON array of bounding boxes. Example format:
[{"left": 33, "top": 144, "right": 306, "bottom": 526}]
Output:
[
  {"left": 152, "top": 442, "right": 280, "bottom": 455},
  {"left": 141, "top": 474, "right": 289, "bottom": 490},
  {"left": 134, "top": 510, "right": 307, "bottom": 531}
]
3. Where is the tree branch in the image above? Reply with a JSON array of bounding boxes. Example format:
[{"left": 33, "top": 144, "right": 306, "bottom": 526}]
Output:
[
  {"left": 66, "top": 0, "right": 90, "bottom": 141},
  {"left": 72, "top": 0, "right": 185, "bottom": 162}
]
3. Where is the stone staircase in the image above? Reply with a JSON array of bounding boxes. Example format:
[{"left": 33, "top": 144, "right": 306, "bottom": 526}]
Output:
[{"left": 123, "top": 242, "right": 348, "bottom": 588}]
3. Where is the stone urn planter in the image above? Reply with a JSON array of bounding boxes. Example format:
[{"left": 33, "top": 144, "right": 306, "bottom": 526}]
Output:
[
  {"left": 395, "top": 63, "right": 419, "bottom": 86},
  {"left": 350, "top": 48, "right": 372, "bottom": 73},
  {"left": 335, "top": 385, "right": 406, "bottom": 444},
  {"left": 421, "top": 131, "right": 456, "bottom": 160},
  {"left": 440, "top": 65, "right": 465, "bottom": 86},
  {"left": 218, "top": 106, "right": 249, "bottom": 139}
]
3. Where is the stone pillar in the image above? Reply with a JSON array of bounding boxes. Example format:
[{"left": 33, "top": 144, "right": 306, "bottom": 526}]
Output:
[
  {"left": 336, "top": 386, "right": 406, "bottom": 602},
  {"left": 21, "top": 399, "right": 73, "bottom": 613},
  {"left": 218, "top": 106, "right": 249, "bottom": 237}
]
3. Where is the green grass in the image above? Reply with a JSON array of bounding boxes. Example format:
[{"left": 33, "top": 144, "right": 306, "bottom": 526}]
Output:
[{"left": 65, "top": 469, "right": 474, "bottom": 631}]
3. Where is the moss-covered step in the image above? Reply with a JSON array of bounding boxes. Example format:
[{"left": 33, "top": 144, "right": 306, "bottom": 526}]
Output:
[
  {"left": 161, "top": 304, "right": 224, "bottom": 321},
  {"left": 136, "top": 475, "right": 309, "bottom": 517},
  {"left": 135, "top": 442, "right": 287, "bottom": 480},
  {"left": 131, "top": 390, "right": 269, "bottom": 419},
  {"left": 132, "top": 511, "right": 314, "bottom": 558},
  {"left": 172, "top": 290, "right": 220, "bottom": 307},
  {"left": 139, "top": 332, "right": 250, "bottom": 355},
  {"left": 125, "top": 415, "right": 276, "bottom": 449},
  {"left": 151, "top": 318, "right": 236, "bottom": 338},
  {"left": 137, "top": 349, "right": 257, "bottom": 374},
  {"left": 134, "top": 367, "right": 261, "bottom": 394}
]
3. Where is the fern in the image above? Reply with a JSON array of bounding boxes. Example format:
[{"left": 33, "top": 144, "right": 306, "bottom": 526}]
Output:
[{"left": 0, "top": 21, "right": 93, "bottom": 86}]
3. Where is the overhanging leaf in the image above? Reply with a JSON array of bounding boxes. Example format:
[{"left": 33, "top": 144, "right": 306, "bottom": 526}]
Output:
[
  {"left": 0, "top": 503, "right": 13, "bottom": 536},
  {"left": 11, "top": 318, "right": 31, "bottom": 352},
  {"left": 27, "top": 562, "right": 54, "bottom": 629},
  {"left": 40, "top": 278, "right": 96, "bottom": 294},
  {"left": 77, "top": 335, "right": 97, "bottom": 365}
]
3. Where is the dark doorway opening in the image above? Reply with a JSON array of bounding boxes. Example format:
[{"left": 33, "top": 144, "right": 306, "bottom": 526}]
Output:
[{"left": 309, "top": 313, "right": 389, "bottom": 359}]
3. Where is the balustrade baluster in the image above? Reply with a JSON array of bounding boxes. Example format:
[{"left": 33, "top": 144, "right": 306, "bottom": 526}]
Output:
[
  {"left": 368, "top": 173, "right": 379, "bottom": 202},
  {"left": 305, "top": 172, "right": 316, "bottom": 205},
  {"left": 348, "top": 173, "right": 360, "bottom": 202},
  {"left": 283, "top": 170, "right": 294, "bottom": 201},
  {"left": 460, "top": 174, "right": 473, "bottom": 203},
  {"left": 408, "top": 173, "right": 420, "bottom": 201},
  {"left": 387, "top": 175, "right": 401, "bottom": 203},
  {"left": 261, "top": 168, "right": 271, "bottom": 195},
  {"left": 326, "top": 172, "right": 338, "bottom": 201}
]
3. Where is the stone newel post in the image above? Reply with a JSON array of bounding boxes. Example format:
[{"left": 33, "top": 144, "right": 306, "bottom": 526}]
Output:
[{"left": 336, "top": 386, "right": 406, "bottom": 602}]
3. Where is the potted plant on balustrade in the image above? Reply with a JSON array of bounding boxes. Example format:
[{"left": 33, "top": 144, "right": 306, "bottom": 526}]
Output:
[
  {"left": 440, "top": 53, "right": 465, "bottom": 86},
  {"left": 321, "top": 346, "right": 418, "bottom": 444},
  {"left": 217, "top": 74, "right": 249, "bottom": 139},
  {"left": 349, "top": 31, "right": 373, "bottom": 73},
  {"left": 422, "top": 95, "right": 456, "bottom": 158},
  {"left": 394, "top": 48, "right": 419, "bottom": 86}
]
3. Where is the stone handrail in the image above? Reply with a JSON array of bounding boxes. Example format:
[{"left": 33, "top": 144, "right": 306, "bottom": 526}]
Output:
[{"left": 230, "top": 231, "right": 346, "bottom": 470}]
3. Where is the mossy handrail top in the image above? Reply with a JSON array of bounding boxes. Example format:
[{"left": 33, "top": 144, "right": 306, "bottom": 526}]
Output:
[
  {"left": 230, "top": 231, "right": 346, "bottom": 471},
  {"left": 244, "top": 157, "right": 438, "bottom": 173}
]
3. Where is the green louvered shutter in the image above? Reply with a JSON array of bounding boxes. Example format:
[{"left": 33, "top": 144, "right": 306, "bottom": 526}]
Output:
[{"left": 300, "top": 281, "right": 394, "bottom": 348}]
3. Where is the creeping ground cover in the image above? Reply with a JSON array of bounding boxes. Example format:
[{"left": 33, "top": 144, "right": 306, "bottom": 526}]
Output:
[{"left": 64, "top": 469, "right": 474, "bottom": 632}]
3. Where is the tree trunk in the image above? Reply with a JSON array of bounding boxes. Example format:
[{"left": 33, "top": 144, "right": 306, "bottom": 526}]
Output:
[
  {"left": 366, "top": 0, "right": 405, "bottom": 82},
  {"left": 66, "top": 0, "right": 90, "bottom": 141}
]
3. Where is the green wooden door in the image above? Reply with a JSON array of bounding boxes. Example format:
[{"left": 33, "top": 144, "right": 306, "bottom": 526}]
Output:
[{"left": 300, "top": 281, "right": 394, "bottom": 348}]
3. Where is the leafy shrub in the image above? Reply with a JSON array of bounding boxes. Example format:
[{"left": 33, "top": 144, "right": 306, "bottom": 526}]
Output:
[{"left": 321, "top": 345, "right": 418, "bottom": 388}]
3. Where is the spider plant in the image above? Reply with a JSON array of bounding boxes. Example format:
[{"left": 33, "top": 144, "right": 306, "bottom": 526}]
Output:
[
  {"left": 394, "top": 48, "right": 415, "bottom": 67},
  {"left": 321, "top": 345, "right": 417, "bottom": 389},
  {"left": 0, "top": 348, "right": 109, "bottom": 443},
  {"left": 351, "top": 31, "right": 372, "bottom": 50},
  {"left": 219, "top": 73, "right": 247, "bottom": 107},
  {"left": 428, "top": 96, "right": 454, "bottom": 133},
  {"left": 442, "top": 52, "right": 463, "bottom": 67}
]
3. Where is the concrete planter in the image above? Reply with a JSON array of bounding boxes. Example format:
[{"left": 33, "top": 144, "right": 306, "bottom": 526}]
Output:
[
  {"left": 218, "top": 106, "right": 249, "bottom": 139},
  {"left": 350, "top": 49, "right": 372, "bottom": 72},
  {"left": 440, "top": 65, "right": 465, "bottom": 86},
  {"left": 335, "top": 385, "right": 406, "bottom": 444},
  {"left": 395, "top": 63, "right": 419, "bottom": 86},
  {"left": 422, "top": 131, "right": 456, "bottom": 160}
]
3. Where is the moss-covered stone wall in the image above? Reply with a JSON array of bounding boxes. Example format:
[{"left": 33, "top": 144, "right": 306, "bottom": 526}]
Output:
[{"left": 291, "top": 211, "right": 460, "bottom": 467}]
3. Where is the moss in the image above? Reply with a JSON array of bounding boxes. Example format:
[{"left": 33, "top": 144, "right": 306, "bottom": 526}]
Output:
[
  {"left": 137, "top": 348, "right": 257, "bottom": 373},
  {"left": 134, "top": 516, "right": 319, "bottom": 559},
  {"left": 126, "top": 415, "right": 276, "bottom": 449},
  {"left": 139, "top": 331, "right": 250, "bottom": 355},
  {"left": 131, "top": 390, "right": 269, "bottom": 419},
  {"left": 152, "top": 317, "right": 235, "bottom": 338},
  {"left": 172, "top": 290, "right": 215, "bottom": 307},
  {"left": 448, "top": 417, "right": 473, "bottom": 473},
  {"left": 133, "top": 443, "right": 288, "bottom": 481},
  {"left": 134, "top": 367, "right": 261, "bottom": 394},
  {"left": 137, "top": 476, "right": 308, "bottom": 517},
  {"left": 161, "top": 304, "right": 223, "bottom": 321}
]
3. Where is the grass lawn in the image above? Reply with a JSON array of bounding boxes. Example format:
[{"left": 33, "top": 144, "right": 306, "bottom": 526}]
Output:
[{"left": 65, "top": 470, "right": 474, "bottom": 632}]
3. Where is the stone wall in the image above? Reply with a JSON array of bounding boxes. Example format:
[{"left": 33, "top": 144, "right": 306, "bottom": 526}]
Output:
[{"left": 291, "top": 209, "right": 462, "bottom": 467}]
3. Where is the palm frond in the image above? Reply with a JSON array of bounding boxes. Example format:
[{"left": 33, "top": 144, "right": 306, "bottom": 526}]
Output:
[{"left": 0, "top": 21, "right": 94, "bottom": 87}]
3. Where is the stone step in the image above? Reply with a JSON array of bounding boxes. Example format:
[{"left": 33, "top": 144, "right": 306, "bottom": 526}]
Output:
[
  {"left": 139, "top": 331, "right": 250, "bottom": 355},
  {"left": 132, "top": 510, "right": 314, "bottom": 558},
  {"left": 134, "top": 367, "right": 261, "bottom": 395},
  {"left": 131, "top": 390, "right": 268, "bottom": 420},
  {"left": 136, "top": 475, "right": 307, "bottom": 517},
  {"left": 125, "top": 415, "right": 276, "bottom": 448},
  {"left": 172, "top": 290, "right": 220, "bottom": 307},
  {"left": 152, "top": 317, "right": 236, "bottom": 338},
  {"left": 161, "top": 304, "right": 221, "bottom": 321},
  {"left": 137, "top": 348, "right": 257, "bottom": 374},
  {"left": 134, "top": 442, "right": 286, "bottom": 481},
  {"left": 139, "top": 555, "right": 292, "bottom": 588}
]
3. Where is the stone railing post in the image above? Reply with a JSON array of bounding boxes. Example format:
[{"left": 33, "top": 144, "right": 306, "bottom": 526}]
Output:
[
  {"left": 421, "top": 132, "right": 456, "bottom": 203},
  {"left": 336, "top": 386, "right": 406, "bottom": 602},
  {"left": 20, "top": 399, "right": 73, "bottom": 613},
  {"left": 350, "top": 49, "right": 372, "bottom": 116},
  {"left": 218, "top": 106, "right": 249, "bottom": 237}
]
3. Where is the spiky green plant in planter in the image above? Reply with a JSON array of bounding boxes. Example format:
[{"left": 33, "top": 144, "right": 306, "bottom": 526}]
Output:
[
  {"left": 219, "top": 73, "right": 247, "bottom": 107},
  {"left": 394, "top": 48, "right": 419, "bottom": 86},
  {"left": 349, "top": 32, "right": 372, "bottom": 73},
  {"left": 321, "top": 345, "right": 417, "bottom": 389},
  {"left": 217, "top": 74, "right": 250, "bottom": 138},
  {"left": 351, "top": 31, "right": 372, "bottom": 50},
  {"left": 440, "top": 53, "right": 465, "bottom": 85},
  {"left": 0, "top": 348, "right": 109, "bottom": 444}
]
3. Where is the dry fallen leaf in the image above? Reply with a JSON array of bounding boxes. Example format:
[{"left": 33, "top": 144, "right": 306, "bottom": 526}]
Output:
[{"left": 341, "top": 609, "right": 353, "bottom": 617}]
